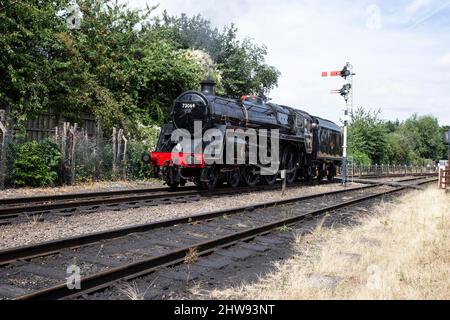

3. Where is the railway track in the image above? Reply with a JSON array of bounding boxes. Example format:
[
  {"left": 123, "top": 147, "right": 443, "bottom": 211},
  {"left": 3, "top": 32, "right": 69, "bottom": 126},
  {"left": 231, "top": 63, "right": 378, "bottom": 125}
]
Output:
[
  {"left": 0, "top": 176, "right": 435, "bottom": 300},
  {"left": 0, "top": 180, "right": 339, "bottom": 222},
  {"left": 0, "top": 174, "right": 435, "bottom": 221},
  {"left": 351, "top": 173, "right": 437, "bottom": 180}
]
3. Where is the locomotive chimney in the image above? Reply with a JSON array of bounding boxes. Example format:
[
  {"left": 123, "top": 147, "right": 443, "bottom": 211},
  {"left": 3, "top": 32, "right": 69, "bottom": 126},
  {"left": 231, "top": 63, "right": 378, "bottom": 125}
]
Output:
[{"left": 200, "top": 79, "right": 216, "bottom": 96}]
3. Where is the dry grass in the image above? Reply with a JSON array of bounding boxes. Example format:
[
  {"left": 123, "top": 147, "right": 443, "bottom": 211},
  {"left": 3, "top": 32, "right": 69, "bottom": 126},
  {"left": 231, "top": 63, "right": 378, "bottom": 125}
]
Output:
[
  {"left": 27, "top": 213, "right": 44, "bottom": 226},
  {"left": 211, "top": 187, "right": 450, "bottom": 300},
  {"left": 117, "top": 281, "right": 147, "bottom": 300},
  {"left": 185, "top": 247, "right": 199, "bottom": 265}
]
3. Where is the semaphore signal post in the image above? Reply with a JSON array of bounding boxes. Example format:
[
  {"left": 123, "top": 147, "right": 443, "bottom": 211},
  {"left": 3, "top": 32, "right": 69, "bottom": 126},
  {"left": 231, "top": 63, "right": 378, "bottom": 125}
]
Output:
[{"left": 322, "top": 62, "right": 355, "bottom": 185}]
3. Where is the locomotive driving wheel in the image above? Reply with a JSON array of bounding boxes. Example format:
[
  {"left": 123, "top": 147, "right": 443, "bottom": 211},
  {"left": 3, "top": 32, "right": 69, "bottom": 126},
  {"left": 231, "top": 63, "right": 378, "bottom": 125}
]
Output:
[
  {"left": 241, "top": 165, "right": 260, "bottom": 188},
  {"left": 317, "top": 166, "right": 326, "bottom": 182},
  {"left": 282, "top": 146, "right": 297, "bottom": 184},
  {"left": 163, "top": 164, "right": 180, "bottom": 189},
  {"left": 201, "top": 166, "right": 219, "bottom": 191},
  {"left": 327, "top": 164, "right": 337, "bottom": 181},
  {"left": 166, "top": 179, "right": 180, "bottom": 189},
  {"left": 262, "top": 173, "right": 277, "bottom": 186},
  {"left": 227, "top": 169, "right": 241, "bottom": 188}
]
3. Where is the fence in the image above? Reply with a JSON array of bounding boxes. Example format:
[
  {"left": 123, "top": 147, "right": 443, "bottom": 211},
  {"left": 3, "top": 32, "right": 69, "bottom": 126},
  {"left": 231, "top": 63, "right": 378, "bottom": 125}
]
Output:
[
  {"left": 439, "top": 167, "right": 450, "bottom": 190},
  {"left": 0, "top": 112, "right": 6, "bottom": 189},
  {"left": 0, "top": 120, "right": 149, "bottom": 189},
  {"left": 19, "top": 111, "right": 97, "bottom": 141},
  {"left": 349, "top": 164, "right": 438, "bottom": 178}
]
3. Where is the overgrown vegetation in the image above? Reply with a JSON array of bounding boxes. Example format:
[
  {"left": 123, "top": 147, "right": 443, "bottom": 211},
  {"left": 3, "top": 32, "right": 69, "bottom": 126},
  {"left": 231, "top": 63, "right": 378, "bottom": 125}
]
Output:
[
  {"left": 12, "top": 140, "right": 62, "bottom": 187},
  {"left": 349, "top": 108, "right": 448, "bottom": 165},
  {"left": 0, "top": 0, "right": 280, "bottom": 136}
]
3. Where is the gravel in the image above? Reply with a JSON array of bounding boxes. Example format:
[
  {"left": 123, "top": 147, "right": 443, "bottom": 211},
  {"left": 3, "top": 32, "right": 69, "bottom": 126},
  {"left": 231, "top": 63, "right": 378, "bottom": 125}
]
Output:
[
  {"left": 0, "top": 182, "right": 366, "bottom": 250},
  {"left": 0, "top": 180, "right": 166, "bottom": 200}
]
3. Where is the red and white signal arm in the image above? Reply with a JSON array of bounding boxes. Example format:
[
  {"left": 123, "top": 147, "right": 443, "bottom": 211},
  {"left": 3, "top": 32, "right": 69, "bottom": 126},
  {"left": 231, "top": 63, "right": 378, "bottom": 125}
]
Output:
[{"left": 445, "top": 131, "right": 450, "bottom": 145}]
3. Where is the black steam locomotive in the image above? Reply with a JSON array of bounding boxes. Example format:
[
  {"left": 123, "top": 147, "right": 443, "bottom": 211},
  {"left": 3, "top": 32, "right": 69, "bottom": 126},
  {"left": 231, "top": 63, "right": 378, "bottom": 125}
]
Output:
[{"left": 143, "top": 80, "right": 342, "bottom": 190}]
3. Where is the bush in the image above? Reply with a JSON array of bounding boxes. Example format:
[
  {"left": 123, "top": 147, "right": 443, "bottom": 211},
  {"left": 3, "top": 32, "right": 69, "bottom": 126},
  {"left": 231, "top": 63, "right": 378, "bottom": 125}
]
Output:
[
  {"left": 350, "top": 150, "right": 372, "bottom": 166},
  {"left": 12, "top": 140, "right": 62, "bottom": 187},
  {"left": 126, "top": 142, "right": 152, "bottom": 180}
]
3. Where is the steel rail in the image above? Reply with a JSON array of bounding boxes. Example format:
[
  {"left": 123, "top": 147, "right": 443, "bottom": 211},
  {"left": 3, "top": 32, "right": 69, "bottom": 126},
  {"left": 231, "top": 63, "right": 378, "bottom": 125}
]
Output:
[
  {"left": 0, "top": 180, "right": 335, "bottom": 218},
  {"left": 0, "top": 175, "right": 433, "bottom": 218},
  {"left": 0, "top": 184, "right": 377, "bottom": 265},
  {"left": 14, "top": 177, "right": 437, "bottom": 300},
  {"left": 353, "top": 173, "right": 437, "bottom": 179},
  {"left": 0, "top": 185, "right": 198, "bottom": 206}
]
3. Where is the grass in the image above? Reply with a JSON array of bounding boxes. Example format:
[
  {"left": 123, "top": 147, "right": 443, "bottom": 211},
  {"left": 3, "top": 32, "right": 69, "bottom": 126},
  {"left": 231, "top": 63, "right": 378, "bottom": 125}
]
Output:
[
  {"left": 28, "top": 213, "right": 44, "bottom": 225},
  {"left": 117, "top": 281, "right": 146, "bottom": 300},
  {"left": 185, "top": 247, "right": 199, "bottom": 265},
  {"left": 210, "top": 187, "right": 450, "bottom": 300}
]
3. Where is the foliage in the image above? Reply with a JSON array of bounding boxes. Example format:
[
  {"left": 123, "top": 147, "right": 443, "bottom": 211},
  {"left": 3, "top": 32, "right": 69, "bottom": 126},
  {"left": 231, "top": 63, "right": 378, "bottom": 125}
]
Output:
[
  {"left": 350, "top": 150, "right": 372, "bottom": 166},
  {"left": 126, "top": 142, "right": 150, "bottom": 180},
  {"left": 160, "top": 13, "right": 281, "bottom": 98},
  {"left": 349, "top": 108, "right": 448, "bottom": 165},
  {"left": 1, "top": 1, "right": 280, "bottom": 135},
  {"left": 348, "top": 108, "right": 388, "bottom": 165},
  {"left": 0, "top": 0, "right": 67, "bottom": 127},
  {"left": 134, "top": 124, "right": 161, "bottom": 149},
  {"left": 399, "top": 114, "right": 443, "bottom": 161},
  {"left": 52, "top": 0, "right": 205, "bottom": 132},
  {"left": 439, "top": 125, "right": 450, "bottom": 160},
  {"left": 12, "top": 140, "right": 62, "bottom": 187}
]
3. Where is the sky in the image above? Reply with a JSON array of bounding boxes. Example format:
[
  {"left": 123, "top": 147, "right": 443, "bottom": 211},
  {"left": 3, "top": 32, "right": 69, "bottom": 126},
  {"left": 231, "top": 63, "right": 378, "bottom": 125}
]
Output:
[{"left": 126, "top": 0, "right": 450, "bottom": 125}]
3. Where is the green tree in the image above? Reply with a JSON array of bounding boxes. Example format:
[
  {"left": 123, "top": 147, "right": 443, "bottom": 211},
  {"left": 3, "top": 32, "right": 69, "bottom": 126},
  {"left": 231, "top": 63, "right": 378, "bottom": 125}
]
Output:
[
  {"left": 54, "top": 0, "right": 205, "bottom": 132},
  {"left": 400, "top": 114, "right": 443, "bottom": 161},
  {"left": 0, "top": 0, "right": 67, "bottom": 126},
  {"left": 441, "top": 125, "right": 450, "bottom": 160},
  {"left": 348, "top": 108, "right": 388, "bottom": 164},
  {"left": 160, "top": 14, "right": 281, "bottom": 98}
]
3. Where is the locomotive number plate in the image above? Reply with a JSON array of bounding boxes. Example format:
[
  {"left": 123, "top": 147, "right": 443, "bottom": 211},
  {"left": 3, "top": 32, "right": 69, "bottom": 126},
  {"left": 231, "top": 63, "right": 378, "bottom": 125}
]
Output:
[{"left": 182, "top": 103, "right": 196, "bottom": 109}]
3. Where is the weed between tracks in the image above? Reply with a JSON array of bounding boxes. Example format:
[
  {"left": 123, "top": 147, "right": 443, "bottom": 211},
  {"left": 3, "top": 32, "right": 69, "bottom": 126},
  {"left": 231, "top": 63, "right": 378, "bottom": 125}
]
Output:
[
  {"left": 209, "top": 187, "right": 450, "bottom": 300},
  {"left": 117, "top": 280, "right": 156, "bottom": 300},
  {"left": 185, "top": 247, "right": 199, "bottom": 265},
  {"left": 27, "top": 213, "right": 44, "bottom": 225}
]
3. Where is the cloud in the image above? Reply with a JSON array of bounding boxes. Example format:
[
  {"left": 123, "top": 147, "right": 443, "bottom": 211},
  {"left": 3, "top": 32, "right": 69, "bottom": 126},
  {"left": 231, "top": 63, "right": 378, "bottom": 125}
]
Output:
[
  {"left": 127, "top": 0, "right": 450, "bottom": 125},
  {"left": 406, "top": 0, "right": 432, "bottom": 15},
  {"left": 438, "top": 52, "right": 450, "bottom": 67}
]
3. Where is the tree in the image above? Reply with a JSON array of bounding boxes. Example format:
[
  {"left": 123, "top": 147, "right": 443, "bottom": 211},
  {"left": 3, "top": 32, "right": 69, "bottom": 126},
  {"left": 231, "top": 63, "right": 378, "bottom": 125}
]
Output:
[
  {"left": 400, "top": 114, "right": 443, "bottom": 161},
  {"left": 52, "top": 0, "right": 205, "bottom": 133},
  {"left": 160, "top": 14, "right": 281, "bottom": 99},
  {"left": 218, "top": 38, "right": 280, "bottom": 98},
  {"left": 348, "top": 108, "right": 388, "bottom": 165},
  {"left": 441, "top": 125, "right": 450, "bottom": 160},
  {"left": 1, "top": 1, "right": 281, "bottom": 135},
  {"left": 0, "top": 0, "right": 68, "bottom": 126}
]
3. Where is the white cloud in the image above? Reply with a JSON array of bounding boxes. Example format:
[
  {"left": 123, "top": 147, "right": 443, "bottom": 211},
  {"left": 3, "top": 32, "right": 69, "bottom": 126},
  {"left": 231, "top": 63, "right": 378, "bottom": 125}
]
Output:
[
  {"left": 438, "top": 52, "right": 450, "bottom": 67},
  {"left": 406, "top": 0, "right": 432, "bottom": 15},
  {"left": 128, "top": 0, "right": 450, "bottom": 125}
]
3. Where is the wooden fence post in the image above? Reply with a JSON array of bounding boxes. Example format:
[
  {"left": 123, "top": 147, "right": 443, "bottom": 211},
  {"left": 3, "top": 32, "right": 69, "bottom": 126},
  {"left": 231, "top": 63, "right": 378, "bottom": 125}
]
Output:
[
  {"left": 0, "top": 119, "right": 7, "bottom": 189},
  {"left": 117, "top": 129, "right": 123, "bottom": 178},
  {"left": 69, "top": 123, "right": 77, "bottom": 185},
  {"left": 112, "top": 128, "right": 117, "bottom": 177},
  {"left": 121, "top": 132, "right": 128, "bottom": 180}
]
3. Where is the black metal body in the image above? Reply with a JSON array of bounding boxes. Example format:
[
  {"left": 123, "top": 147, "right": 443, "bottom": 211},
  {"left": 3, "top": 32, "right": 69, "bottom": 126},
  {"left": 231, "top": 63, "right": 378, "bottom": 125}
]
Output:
[{"left": 151, "top": 82, "right": 343, "bottom": 188}]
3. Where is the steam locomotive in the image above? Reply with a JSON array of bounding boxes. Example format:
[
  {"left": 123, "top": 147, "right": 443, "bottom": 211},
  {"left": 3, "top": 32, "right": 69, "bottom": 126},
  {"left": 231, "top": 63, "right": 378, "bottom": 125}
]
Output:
[{"left": 143, "top": 80, "right": 343, "bottom": 190}]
